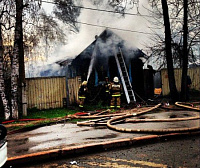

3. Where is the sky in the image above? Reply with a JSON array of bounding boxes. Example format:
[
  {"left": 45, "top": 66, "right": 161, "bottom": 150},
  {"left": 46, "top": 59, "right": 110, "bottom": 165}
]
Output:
[{"left": 26, "top": 0, "right": 158, "bottom": 77}]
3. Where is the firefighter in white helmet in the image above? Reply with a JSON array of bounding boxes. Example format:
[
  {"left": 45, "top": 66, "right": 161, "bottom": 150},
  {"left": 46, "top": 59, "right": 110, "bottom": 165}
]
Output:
[
  {"left": 109, "top": 77, "right": 122, "bottom": 108},
  {"left": 78, "top": 81, "right": 88, "bottom": 109}
]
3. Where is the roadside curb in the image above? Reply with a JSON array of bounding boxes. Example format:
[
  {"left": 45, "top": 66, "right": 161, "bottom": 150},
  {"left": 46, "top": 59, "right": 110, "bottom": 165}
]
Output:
[{"left": 5, "top": 131, "right": 200, "bottom": 167}]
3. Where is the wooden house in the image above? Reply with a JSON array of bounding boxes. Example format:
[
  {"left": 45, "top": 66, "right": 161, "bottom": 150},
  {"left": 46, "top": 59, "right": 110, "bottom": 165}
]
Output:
[{"left": 58, "top": 29, "right": 150, "bottom": 105}]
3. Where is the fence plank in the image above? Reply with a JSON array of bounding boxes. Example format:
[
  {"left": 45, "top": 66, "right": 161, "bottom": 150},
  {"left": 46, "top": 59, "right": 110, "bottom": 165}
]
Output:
[{"left": 67, "top": 76, "right": 82, "bottom": 105}]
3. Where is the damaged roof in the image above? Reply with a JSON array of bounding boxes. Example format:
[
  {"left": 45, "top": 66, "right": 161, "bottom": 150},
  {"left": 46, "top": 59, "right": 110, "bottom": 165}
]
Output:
[
  {"left": 57, "top": 29, "right": 147, "bottom": 66},
  {"left": 75, "top": 28, "right": 147, "bottom": 60}
]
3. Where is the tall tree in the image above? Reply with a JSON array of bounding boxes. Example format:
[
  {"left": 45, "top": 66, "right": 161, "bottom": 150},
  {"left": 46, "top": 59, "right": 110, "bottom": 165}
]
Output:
[
  {"left": 148, "top": 0, "right": 199, "bottom": 100},
  {"left": 16, "top": 0, "right": 25, "bottom": 118},
  {"left": 180, "top": 0, "right": 188, "bottom": 101},
  {"left": 180, "top": 0, "right": 193, "bottom": 102},
  {"left": 0, "top": 0, "right": 14, "bottom": 120},
  {"left": 149, "top": 0, "right": 199, "bottom": 65},
  {"left": 0, "top": 24, "right": 10, "bottom": 120},
  {"left": 10, "top": 0, "right": 24, "bottom": 119},
  {"left": 0, "top": 0, "right": 83, "bottom": 120},
  {"left": 161, "top": 0, "right": 178, "bottom": 102}
]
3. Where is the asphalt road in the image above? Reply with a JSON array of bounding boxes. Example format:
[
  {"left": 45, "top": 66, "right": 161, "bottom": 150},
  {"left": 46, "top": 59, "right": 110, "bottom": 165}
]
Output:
[
  {"left": 19, "top": 135, "right": 200, "bottom": 168},
  {"left": 4, "top": 110, "right": 200, "bottom": 168},
  {"left": 7, "top": 111, "right": 200, "bottom": 158}
]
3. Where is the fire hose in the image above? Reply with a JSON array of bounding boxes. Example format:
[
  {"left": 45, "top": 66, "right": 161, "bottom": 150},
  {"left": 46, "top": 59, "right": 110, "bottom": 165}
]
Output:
[
  {"left": 2, "top": 118, "right": 46, "bottom": 124},
  {"left": 175, "top": 102, "right": 200, "bottom": 111},
  {"left": 106, "top": 103, "right": 200, "bottom": 133},
  {"left": 76, "top": 102, "right": 200, "bottom": 133},
  {"left": 76, "top": 104, "right": 161, "bottom": 126}
]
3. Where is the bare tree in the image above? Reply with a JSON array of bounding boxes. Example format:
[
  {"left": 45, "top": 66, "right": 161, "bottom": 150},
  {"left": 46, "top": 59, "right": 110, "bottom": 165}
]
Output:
[
  {"left": 180, "top": 0, "right": 188, "bottom": 101},
  {"left": 160, "top": 0, "right": 178, "bottom": 102},
  {"left": 145, "top": 0, "right": 199, "bottom": 101},
  {"left": 180, "top": 0, "right": 200, "bottom": 101},
  {"left": 148, "top": 0, "right": 179, "bottom": 102},
  {"left": 0, "top": 24, "right": 10, "bottom": 120},
  {"left": 0, "top": 0, "right": 84, "bottom": 120},
  {"left": 0, "top": 0, "right": 15, "bottom": 120},
  {"left": 53, "top": 0, "right": 81, "bottom": 32}
]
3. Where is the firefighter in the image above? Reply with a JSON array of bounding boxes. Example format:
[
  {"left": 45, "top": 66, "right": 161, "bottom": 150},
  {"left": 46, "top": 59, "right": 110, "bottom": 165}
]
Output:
[
  {"left": 109, "top": 77, "right": 122, "bottom": 109},
  {"left": 103, "top": 77, "right": 111, "bottom": 106},
  {"left": 78, "top": 81, "right": 88, "bottom": 110}
]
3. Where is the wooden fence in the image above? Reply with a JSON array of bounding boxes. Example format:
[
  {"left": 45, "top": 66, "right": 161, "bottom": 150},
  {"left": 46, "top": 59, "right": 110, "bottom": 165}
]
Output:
[
  {"left": 67, "top": 76, "right": 82, "bottom": 105},
  {"left": 161, "top": 67, "right": 200, "bottom": 95},
  {"left": 26, "top": 76, "right": 67, "bottom": 110},
  {"left": 24, "top": 67, "right": 199, "bottom": 110}
]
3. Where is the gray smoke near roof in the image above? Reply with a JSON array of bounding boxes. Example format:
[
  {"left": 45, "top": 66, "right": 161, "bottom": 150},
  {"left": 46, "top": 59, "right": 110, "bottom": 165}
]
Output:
[
  {"left": 76, "top": 29, "right": 146, "bottom": 60},
  {"left": 26, "top": 63, "right": 66, "bottom": 78}
]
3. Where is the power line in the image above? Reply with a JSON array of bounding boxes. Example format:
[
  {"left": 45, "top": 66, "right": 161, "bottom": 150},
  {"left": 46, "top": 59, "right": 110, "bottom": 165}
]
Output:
[
  {"left": 44, "top": 13, "right": 156, "bottom": 35},
  {"left": 75, "top": 21, "right": 154, "bottom": 35},
  {"left": 40, "top": 0, "right": 161, "bottom": 35},
  {"left": 40, "top": 0, "right": 156, "bottom": 18},
  {"left": 40, "top": 0, "right": 186, "bottom": 20},
  {"left": 40, "top": 0, "right": 200, "bottom": 22}
]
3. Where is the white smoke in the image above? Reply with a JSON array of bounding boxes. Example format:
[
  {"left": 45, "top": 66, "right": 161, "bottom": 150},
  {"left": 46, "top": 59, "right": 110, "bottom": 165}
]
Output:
[
  {"left": 52, "top": 0, "right": 152, "bottom": 58},
  {"left": 26, "top": 0, "right": 153, "bottom": 77}
]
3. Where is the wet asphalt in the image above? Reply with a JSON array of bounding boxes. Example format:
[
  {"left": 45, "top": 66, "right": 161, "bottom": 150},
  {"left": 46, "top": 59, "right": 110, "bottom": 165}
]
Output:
[
  {"left": 20, "top": 135, "right": 200, "bottom": 168},
  {"left": 7, "top": 110, "right": 200, "bottom": 159}
]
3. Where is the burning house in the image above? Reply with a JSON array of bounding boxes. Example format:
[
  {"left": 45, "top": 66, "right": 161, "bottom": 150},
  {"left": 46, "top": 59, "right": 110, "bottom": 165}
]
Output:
[{"left": 58, "top": 29, "right": 151, "bottom": 104}]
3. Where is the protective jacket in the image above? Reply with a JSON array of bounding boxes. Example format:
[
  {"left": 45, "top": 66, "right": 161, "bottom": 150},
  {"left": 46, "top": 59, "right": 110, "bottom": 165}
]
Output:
[
  {"left": 110, "top": 83, "right": 121, "bottom": 96},
  {"left": 105, "top": 81, "right": 111, "bottom": 93},
  {"left": 109, "top": 82, "right": 122, "bottom": 108},
  {"left": 78, "top": 82, "right": 88, "bottom": 108},
  {"left": 78, "top": 85, "right": 87, "bottom": 97}
]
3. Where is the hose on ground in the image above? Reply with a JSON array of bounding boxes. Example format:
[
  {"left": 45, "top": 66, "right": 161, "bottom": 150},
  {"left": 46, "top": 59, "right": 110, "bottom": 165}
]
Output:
[
  {"left": 106, "top": 103, "right": 200, "bottom": 133},
  {"left": 175, "top": 102, "right": 200, "bottom": 111}
]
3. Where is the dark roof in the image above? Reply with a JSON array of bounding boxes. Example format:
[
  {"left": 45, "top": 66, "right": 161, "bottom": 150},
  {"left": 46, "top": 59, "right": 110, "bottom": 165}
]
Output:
[
  {"left": 74, "top": 29, "right": 147, "bottom": 60},
  {"left": 57, "top": 29, "right": 147, "bottom": 66}
]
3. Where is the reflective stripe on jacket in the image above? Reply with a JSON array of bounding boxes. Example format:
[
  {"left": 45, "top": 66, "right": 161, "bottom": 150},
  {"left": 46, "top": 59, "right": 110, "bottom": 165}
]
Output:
[{"left": 110, "top": 83, "right": 121, "bottom": 96}]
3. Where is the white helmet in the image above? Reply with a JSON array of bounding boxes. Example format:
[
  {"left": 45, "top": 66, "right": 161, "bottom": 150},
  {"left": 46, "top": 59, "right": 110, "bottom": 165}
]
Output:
[{"left": 113, "top": 77, "right": 119, "bottom": 83}]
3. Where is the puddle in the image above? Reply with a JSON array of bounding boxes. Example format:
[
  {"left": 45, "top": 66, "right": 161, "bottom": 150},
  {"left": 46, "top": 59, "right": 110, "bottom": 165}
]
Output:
[
  {"left": 76, "top": 129, "right": 90, "bottom": 133},
  {"left": 16, "top": 148, "right": 29, "bottom": 153},
  {"left": 169, "top": 114, "right": 177, "bottom": 118},
  {"left": 85, "top": 133, "right": 118, "bottom": 140},
  {"left": 8, "top": 137, "right": 29, "bottom": 146}
]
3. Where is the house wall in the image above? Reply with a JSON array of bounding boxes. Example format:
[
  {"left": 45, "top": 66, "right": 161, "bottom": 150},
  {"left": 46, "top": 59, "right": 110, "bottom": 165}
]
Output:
[
  {"left": 161, "top": 67, "right": 200, "bottom": 95},
  {"left": 131, "top": 58, "right": 145, "bottom": 101},
  {"left": 26, "top": 76, "right": 67, "bottom": 110},
  {"left": 69, "top": 55, "right": 145, "bottom": 103}
]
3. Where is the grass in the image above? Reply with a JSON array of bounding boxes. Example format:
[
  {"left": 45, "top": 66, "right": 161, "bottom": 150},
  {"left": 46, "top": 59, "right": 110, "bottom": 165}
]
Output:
[
  {"left": 23, "top": 108, "right": 79, "bottom": 119},
  {"left": 3, "top": 108, "right": 80, "bottom": 132},
  {"left": 4, "top": 104, "right": 111, "bottom": 132}
]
